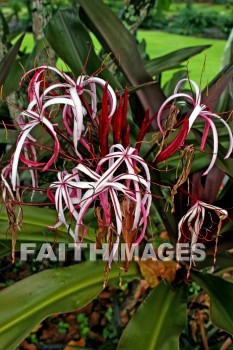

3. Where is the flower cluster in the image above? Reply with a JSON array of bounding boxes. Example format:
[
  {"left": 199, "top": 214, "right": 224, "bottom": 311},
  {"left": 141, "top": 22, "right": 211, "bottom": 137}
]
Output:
[
  {"left": 1, "top": 66, "right": 151, "bottom": 265},
  {"left": 1, "top": 69, "right": 231, "bottom": 271}
]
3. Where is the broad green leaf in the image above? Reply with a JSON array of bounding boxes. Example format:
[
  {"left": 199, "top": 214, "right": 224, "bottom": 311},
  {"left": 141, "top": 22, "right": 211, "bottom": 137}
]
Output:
[
  {"left": 0, "top": 129, "right": 16, "bottom": 144},
  {"left": 44, "top": 10, "right": 119, "bottom": 89},
  {"left": 197, "top": 252, "right": 233, "bottom": 270},
  {"left": 191, "top": 271, "right": 233, "bottom": 335},
  {"left": 0, "top": 205, "right": 96, "bottom": 243},
  {"left": 0, "top": 10, "right": 9, "bottom": 38},
  {"left": 145, "top": 45, "right": 210, "bottom": 76},
  {"left": 163, "top": 69, "right": 187, "bottom": 96},
  {"left": 0, "top": 261, "right": 139, "bottom": 350},
  {"left": 117, "top": 282, "right": 187, "bottom": 350},
  {"left": 0, "top": 240, "right": 11, "bottom": 257},
  {"left": 3, "top": 38, "right": 45, "bottom": 97},
  {"left": 156, "top": 0, "right": 171, "bottom": 13},
  {"left": 78, "top": 0, "right": 165, "bottom": 124},
  {"left": 221, "top": 220, "right": 233, "bottom": 236},
  {"left": 0, "top": 34, "right": 24, "bottom": 87},
  {"left": 217, "top": 177, "right": 233, "bottom": 203}
]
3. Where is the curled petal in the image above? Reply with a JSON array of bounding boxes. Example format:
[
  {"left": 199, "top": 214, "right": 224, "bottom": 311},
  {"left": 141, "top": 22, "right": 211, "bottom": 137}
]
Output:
[
  {"left": 174, "top": 78, "right": 201, "bottom": 105},
  {"left": 156, "top": 78, "right": 233, "bottom": 172},
  {"left": 12, "top": 123, "right": 37, "bottom": 190},
  {"left": 82, "top": 76, "right": 117, "bottom": 118},
  {"left": 157, "top": 93, "right": 194, "bottom": 133},
  {"left": 200, "top": 116, "right": 218, "bottom": 176}
]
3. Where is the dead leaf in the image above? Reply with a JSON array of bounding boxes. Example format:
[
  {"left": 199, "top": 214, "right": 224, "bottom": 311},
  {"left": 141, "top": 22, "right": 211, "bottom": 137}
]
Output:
[
  {"left": 138, "top": 259, "right": 179, "bottom": 287},
  {"left": 121, "top": 199, "right": 138, "bottom": 271},
  {"left": 64, "top": 339, "right": 86, "bottom": 350},
  {"left": 89, "top": 311, "right": 100, "bottom": 327},
  {"left": 20, "top": 340, "right": 37, "bottom": 350},
  {"left": 171, "top": 144, "right": 194, "bottom": 209},
  {"left": 95, "top": 207, "right": 108, "bottom": 247}
]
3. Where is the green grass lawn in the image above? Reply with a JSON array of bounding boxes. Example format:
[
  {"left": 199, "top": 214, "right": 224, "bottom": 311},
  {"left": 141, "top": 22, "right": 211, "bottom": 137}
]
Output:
[
  {"left": 17, "top": 28, "right": 226, "bottom": 88},
  {"left": 137, "top": 30, "right": 226, "bottom": 86}
]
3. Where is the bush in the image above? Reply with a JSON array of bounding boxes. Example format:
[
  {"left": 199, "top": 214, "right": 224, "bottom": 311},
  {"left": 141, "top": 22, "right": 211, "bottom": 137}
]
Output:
[
  {"left": 171, "top": 8, "right": 218, "bottom": 36},
  {"left": 140, "top": 11, "right": 169, "bottom": 30},
  {"left": 144, "top": 6, "right": 233, "bottom": 38}
]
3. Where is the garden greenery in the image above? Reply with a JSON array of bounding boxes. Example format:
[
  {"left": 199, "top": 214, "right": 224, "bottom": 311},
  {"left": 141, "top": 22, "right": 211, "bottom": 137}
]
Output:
[{"left": 0, "top": 0, "right": 233, "bottom": 349}]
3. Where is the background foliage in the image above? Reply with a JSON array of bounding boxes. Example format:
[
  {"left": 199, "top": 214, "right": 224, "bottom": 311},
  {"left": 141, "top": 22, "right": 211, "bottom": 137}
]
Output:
[{"left": 0, "top": 0, "right": 233, "bottom": 349}]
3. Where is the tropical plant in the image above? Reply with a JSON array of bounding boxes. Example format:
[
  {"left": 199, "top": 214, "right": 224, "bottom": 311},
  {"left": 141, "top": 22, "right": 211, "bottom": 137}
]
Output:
[{"left": 0, "top": 0, "right": 233, "bottom": 349}]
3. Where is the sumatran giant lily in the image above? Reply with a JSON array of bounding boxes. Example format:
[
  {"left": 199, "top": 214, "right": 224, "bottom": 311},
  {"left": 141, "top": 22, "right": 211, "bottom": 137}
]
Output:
[
  {"left": 1, "top": 63, "right": 231, "bottom": 276},
  {"left": 21, "top": 65, "right": 117, "bottom": 155},
  {"left": 156, "top": 79, "right": 233, "bottom": 175},
  {"left": 48, "top": 144, "right": 152, "bottom": 265}
]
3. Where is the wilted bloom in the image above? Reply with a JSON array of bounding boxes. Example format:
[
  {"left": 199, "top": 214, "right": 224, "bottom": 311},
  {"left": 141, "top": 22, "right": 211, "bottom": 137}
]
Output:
[
  {"left": 1, "top": 164, "right": 17, "bottom": 203},
  {"left": 178, "top": 200, "right": 228, "bottom": 273},
  {"left": 156, "top": 79, "right": 233, "bottom": 175}
]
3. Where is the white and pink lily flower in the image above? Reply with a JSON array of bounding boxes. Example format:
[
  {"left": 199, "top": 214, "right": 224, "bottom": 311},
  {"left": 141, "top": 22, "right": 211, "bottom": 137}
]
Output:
[
  {"left": 49, "top": 145, "right": 152, "bottom": 264},
  {"left": 9, "top": 65, "right": 117, "bottom": 193},
  {"left": 157, "top": 79, "right": 233, "bottom": 175},
  {"left": 96, "top": 144, "right": 152, "bottom": 229},
  {"left": 17, "top": 141, "right": 39, "bottom": 200},
  {"left": 22, "top": 66, "right": 117, "bottom": 154},
  {"left": 11, "top": 109, "right": 59, "bottom": 191},
  {"left": 48, "top": 170, "right": 83, "bottom": 240}
]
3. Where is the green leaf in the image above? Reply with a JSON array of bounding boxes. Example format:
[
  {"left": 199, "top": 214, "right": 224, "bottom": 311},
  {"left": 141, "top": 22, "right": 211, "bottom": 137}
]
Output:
[
  {"left": 197, "top": 252, "right": 233, "bottom": 270},
  {"left": 0, "top": 205, "right": 96, "bottom": 243},
  {"left": 163, "top": 70, "right": 187, "bottom": 96},
  {"left": 156, "top": 0, "right": 171, "bottom": 13},
  {"left": 44, "top": 10, "right": 119, "bottom": 89},
  {"left": 0, "top": 10, "right": 9, "bottom": 37},
  {"left": 0, "top": 129, "right": 16, "bottom": 144},
  {"left": 145, "top": 45, "right": 210, "bottom": 76},
  {"left": 0, "top": 261, "right": 139, "bottom": 349},
  {"left": 3, "top": 38, "right": 44, "bottom": 97},
  {"left": 191, "top": 271, "right": 233, "bottom": 335},
  {"left": 78, "top": 0, "right": 165, "bottom": 124},
  {"left": 117, "top": 282, "right": 187, "bottom": 350},
  {"left": 0, "top": 33, "right": 24, "bottom": 87},
  {"left": 0, "top": 240, "right": 11, "bottom": 257}
]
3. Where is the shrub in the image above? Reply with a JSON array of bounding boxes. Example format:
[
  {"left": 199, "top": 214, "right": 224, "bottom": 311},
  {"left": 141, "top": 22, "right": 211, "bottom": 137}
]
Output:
[{"left": 140, "top": 4, "right": 233, "bottom": 39}]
